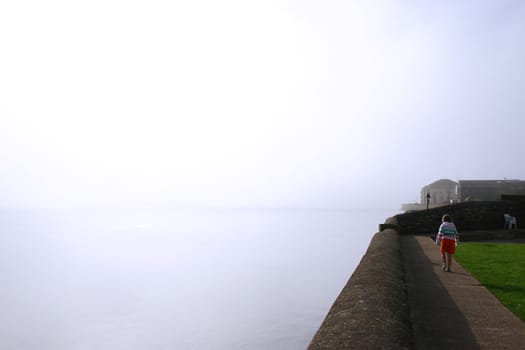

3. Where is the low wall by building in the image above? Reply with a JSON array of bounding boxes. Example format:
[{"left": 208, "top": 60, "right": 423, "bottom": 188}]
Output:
[
  {"left": 395, "top": 200, "right": 525, "bottom": 235},
  {"left": 307, "top": 217, "right": 411, "bottom": 350}
]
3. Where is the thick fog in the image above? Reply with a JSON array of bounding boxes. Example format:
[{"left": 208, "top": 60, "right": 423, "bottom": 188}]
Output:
[
  {"left": 2, "top": 3, "right": 525, "bottom": 349},
  {"left": 1, "top": 0, "right": 525, "bottom": 209}
]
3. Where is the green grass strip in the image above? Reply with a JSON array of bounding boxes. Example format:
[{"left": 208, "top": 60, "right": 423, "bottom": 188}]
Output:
[{"left": 454, "top": 243, "right": 525, "bottom": 322}]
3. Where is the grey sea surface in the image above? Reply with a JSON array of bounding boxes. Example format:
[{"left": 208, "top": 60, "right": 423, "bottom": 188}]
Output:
[{"left": 0, "top": 207, "right": 395, "bottom": 350}]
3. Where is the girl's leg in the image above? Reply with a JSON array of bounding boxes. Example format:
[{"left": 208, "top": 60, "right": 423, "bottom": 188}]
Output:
[
  {"left": 441, "top": 253, "right": 446, "bottom": 270},
  {"left": 446, "top": 253, "right": 452, "bottom": 272}
]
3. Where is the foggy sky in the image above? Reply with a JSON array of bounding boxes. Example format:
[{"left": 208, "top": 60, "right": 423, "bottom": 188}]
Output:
[{"left": 1, "top": 0, "right": 524, "bottom": 210}]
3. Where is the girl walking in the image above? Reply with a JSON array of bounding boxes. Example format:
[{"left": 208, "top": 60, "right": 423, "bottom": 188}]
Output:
[{"left": 436, "top": 214, "right": 459, "bottom": 272}]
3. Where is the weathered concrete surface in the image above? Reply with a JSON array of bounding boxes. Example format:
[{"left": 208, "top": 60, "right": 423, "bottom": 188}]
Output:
[
  {"left": 307, "top": 219, "right": 525, "bottom": 350},
  {"left": 401, "top": 235, "right": 525, "bottom": 349},
  {"left": 307, "top": 227, "right": 411, "bottom": 350}
]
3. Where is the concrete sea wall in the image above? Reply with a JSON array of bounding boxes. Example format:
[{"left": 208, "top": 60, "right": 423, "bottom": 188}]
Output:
[
  {"left": 307, "top": 217, "right": 411, "bottom": 350},
  {"left": 307, "top": 200, "right": 525, "bottom": 349}
]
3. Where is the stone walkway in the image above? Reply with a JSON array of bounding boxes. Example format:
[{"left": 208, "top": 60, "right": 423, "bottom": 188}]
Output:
[{"left": 401, "top": 235, "right": 525, "bottom": 349}]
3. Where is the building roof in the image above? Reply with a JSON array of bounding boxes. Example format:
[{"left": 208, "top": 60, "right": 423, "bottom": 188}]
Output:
[
  {"left": 430, "top": 179, "right": 457, "bottom": 186},
  {"left": 422, "top": 179, "right": 457, "bottom": 189},
  {"left": 458, "top": 179, "right": 522, "bottom": 184}
]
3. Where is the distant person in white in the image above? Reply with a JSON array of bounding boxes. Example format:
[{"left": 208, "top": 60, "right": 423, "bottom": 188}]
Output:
[{"left": 504, "top": 213, "right": 518, "bottom": 230}]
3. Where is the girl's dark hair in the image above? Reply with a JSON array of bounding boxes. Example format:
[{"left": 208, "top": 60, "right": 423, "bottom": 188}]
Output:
[{"left": 442, "top": 214, "right": 451, "bottom": 222}]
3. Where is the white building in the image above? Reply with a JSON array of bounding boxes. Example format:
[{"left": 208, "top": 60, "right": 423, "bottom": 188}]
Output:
[{"left": 421, "top": 179, "right": 458, "bottom": 206}]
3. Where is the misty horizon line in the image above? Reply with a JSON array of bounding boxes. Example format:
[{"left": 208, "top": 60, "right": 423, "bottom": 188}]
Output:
[{"left": 0, "top": 204, "right": 398, "bottom": 212}]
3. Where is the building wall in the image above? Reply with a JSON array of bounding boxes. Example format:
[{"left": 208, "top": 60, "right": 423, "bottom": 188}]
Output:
[
  {"left": 420, "top": 180, "right": 458, "bottom": 205},
  {"left": 458, "top": 180, "right": 525, "bottom": 201}
]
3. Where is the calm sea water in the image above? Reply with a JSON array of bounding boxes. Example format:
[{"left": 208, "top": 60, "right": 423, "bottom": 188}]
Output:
[{"left": 0, "top": 207, "right": 396, "bottom": 350}]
